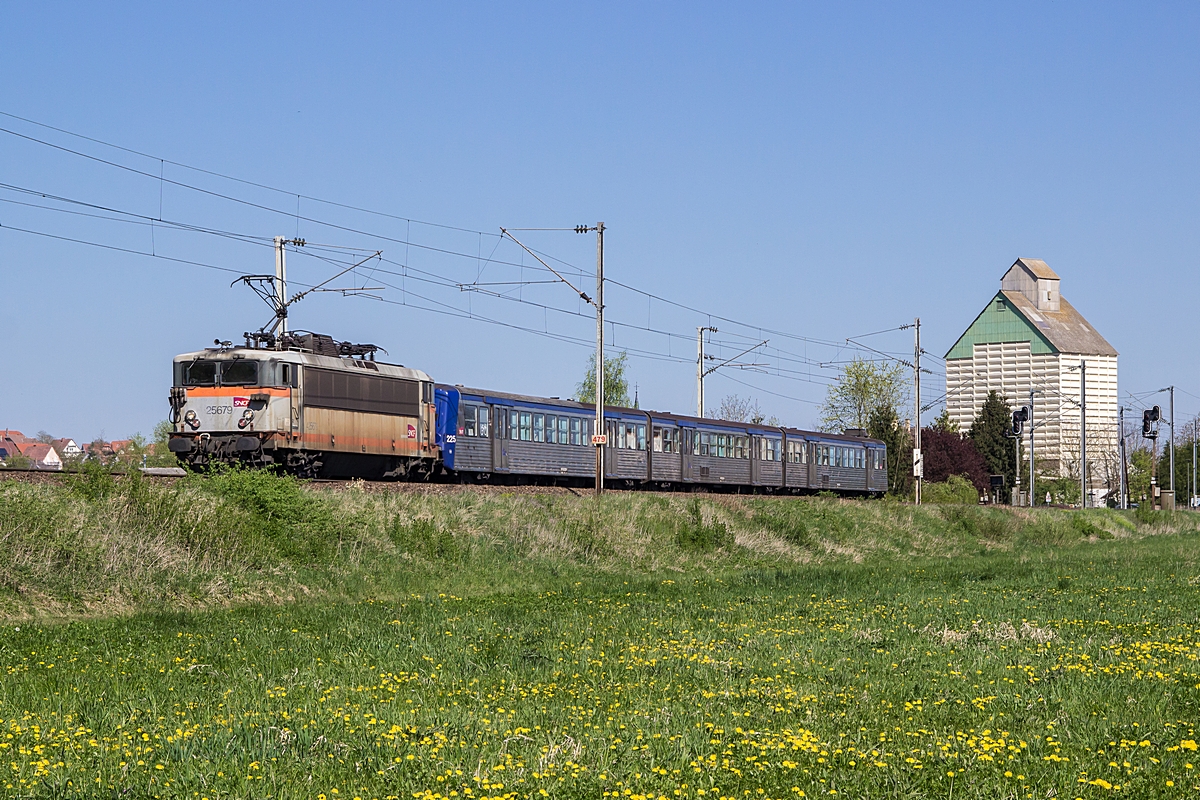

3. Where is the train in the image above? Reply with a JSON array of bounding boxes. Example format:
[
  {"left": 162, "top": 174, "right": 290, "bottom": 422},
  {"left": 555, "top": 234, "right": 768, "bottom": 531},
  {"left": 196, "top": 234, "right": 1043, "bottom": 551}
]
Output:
[{"left": 167, "top": 331, "right": 888, "bottom": 495}]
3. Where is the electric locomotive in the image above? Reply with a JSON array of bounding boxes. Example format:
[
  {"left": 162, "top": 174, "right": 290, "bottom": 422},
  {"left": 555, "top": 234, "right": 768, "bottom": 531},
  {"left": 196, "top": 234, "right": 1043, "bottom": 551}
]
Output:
[{"left": 167, "top": 331, "right": 439, "bottom": 480}]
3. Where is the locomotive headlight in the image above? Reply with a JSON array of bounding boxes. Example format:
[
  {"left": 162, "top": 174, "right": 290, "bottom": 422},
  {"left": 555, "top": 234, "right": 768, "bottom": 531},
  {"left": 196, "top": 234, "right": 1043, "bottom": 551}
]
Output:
[
  {"left": 184, "top": 409, "right": 200, "bottom": 431},
  {"left": 237, "top": 408, "right": 254, "bottom": 429},
  {"left": 185, "top": 410, "right": 197, "bottom": 421}
]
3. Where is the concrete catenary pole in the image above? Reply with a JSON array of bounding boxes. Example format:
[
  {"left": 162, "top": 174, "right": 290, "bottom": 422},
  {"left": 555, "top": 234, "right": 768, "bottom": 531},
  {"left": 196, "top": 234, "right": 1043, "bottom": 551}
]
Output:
[
  {"left": 1080, "top": 360, "right": 1087, "bottom": 508},
  {"left": 914, "top": 318, "right": 921, "bottom": 506},
  {"left": 697, "top": 328, "right": 705, "bottom": 419},
  {"left": 274, "top": 235, "right": 288, "bottom": 336},
  {"left": 1169, "top": 385, "right": 1175, "bottom": 495},
  {"left": 1029, "top": 388, "right": 1036, "bottom": 507},
  {"left": 1118, "top": 406, "right": 1128, "bottom": 510},
  {"left": 594, "top": 222, "right": 605, "bottom": 496}
]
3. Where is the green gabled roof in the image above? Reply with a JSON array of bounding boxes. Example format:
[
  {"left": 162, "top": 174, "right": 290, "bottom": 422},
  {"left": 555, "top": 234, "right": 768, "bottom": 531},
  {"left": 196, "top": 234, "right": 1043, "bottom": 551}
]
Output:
[{"left": 944, "top": 291, "right": 1058, "bottom": 360}]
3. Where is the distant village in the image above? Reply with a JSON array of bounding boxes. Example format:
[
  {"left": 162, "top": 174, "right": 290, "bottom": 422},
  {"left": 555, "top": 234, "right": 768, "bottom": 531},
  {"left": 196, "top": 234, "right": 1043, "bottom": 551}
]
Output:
[{"left": 0, "top": 429, "right": 163, "bottom": 470}]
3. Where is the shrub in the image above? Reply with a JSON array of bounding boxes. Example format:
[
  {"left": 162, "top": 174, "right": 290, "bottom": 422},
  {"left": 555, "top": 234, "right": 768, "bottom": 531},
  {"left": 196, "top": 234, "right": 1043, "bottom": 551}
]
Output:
[
  {"left": 922, "top": 474, "right": 979, "bottom": 505},
  {"left": 675, "top": 498, "right": 732, "bottom": 553}
]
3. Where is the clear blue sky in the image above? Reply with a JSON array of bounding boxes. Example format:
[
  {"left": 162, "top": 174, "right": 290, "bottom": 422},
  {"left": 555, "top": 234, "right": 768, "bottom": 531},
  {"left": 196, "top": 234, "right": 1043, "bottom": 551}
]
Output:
[{"left": 3, "top": 2, "right": 1199, "bottom": 443}]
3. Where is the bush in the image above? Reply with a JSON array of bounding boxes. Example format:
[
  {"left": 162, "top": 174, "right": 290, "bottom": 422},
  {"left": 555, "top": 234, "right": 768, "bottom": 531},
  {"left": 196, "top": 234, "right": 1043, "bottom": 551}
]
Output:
[
  {"left": 196, "top": 468, "right": 341, "bottom": 564},
  {"left": 390, "top": 516, "right": 465, "bottom": 562},
  {"left": 675, "top": 498, "right": 732, "bottom": 553},
  {"left": 922, "top": 474, "right": 979, "bottom": 505}
]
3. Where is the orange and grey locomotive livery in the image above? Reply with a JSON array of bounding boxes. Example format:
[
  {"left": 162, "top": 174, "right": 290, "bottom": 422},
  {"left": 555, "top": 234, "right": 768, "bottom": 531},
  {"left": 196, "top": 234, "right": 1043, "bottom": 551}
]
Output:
[{"left": 168, "top": 333, "right": 438, "bottom": 479}]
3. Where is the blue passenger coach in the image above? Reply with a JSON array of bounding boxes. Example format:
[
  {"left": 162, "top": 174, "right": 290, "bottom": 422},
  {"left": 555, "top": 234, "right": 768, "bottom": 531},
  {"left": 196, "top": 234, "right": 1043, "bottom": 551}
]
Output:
[{"left": 435, "top": 384, "right": 887, "bottom": 495}]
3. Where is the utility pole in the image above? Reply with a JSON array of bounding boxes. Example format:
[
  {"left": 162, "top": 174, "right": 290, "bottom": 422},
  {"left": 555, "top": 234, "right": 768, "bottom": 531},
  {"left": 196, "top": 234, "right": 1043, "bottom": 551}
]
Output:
[
  {"left": 594, "top": 223, "right": 605, "bottom": 496},
  {"left": 914, "top": 318, "right": 922, "bottom": 505},
  {"left": 274, "top": 235, "right": 288, "bottom": 335},
  {"left": 697, "top": 327, "right": 717, "bottom": 418},
  {"left": 1118, "top": 406, "right": 1128, "bottom": 510},
  {"left": 1029, "top": 388, "right": 1036, "bottom": 507},
  {"left": 1192, "top": 417, "right": 1197, "bottom": 508},
  {"left": 1169, "top": 385, "right": 1175, "bottom": 495},
  {"left": 1080, "top": 360, "right": 1087, "bottom": 508}
]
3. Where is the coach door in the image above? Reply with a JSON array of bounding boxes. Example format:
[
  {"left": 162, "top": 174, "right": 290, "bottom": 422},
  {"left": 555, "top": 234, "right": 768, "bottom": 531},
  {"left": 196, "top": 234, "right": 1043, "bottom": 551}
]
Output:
[
  {"left": 750, "top": 435, "right": 761, "bottom": 486},
  {"left": 491, "top": 404, "right": 509, "bottom": 472},
  {"left": 680, "top": 424, "right": 695, "bottom": 482}
]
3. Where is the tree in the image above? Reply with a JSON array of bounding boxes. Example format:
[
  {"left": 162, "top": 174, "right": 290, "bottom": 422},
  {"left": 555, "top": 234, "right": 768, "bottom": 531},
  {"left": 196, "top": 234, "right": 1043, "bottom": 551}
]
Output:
[
  {"left": 574, "top": 351, "right": 631, "bottom": 407},
  {"left": 930, "top": 408, "right": 959, "bottom": 433},
  {"left": 867, "top": 404, "right": 912, "bottom": 496},
  {"left": 821, "top": 358, "right": 906, "bottom": 433},
  {"left": 35, "top": 430, "right": 55, "bottom": 444},
  {"left": 969, "top": 391, "right": 1016, "bottom": 489},
  {"left": 921, "top": 427, "right": 989, "bottom": 495},
  {"left": 716, "top": 394, "right": 766, "bottom": 424}
]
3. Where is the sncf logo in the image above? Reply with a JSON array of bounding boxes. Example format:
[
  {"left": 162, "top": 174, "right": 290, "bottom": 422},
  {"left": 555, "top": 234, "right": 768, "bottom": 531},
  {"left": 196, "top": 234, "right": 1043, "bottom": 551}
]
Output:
[{"left": 233, "top": 397, "right": 250, "bottom": 407}]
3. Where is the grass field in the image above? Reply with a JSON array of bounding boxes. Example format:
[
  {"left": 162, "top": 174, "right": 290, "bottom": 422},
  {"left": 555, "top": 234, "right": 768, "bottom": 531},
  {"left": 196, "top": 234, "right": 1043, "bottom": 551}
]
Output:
[{"left": 1, "top": 471, "right": 1199, "bottom": 798}]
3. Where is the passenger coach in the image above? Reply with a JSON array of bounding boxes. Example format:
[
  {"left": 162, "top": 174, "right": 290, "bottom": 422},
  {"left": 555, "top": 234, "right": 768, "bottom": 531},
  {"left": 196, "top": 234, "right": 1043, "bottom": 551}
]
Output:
[{"left": 435, "top": 385, "right": 887, "bottom": 494}]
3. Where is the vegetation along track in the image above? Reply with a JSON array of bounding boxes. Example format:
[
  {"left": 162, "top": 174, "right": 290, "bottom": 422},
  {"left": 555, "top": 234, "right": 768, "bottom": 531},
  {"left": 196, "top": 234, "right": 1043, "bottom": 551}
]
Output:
[{"left": 1, "top": 468, "right": 1199, "bottom": 798}]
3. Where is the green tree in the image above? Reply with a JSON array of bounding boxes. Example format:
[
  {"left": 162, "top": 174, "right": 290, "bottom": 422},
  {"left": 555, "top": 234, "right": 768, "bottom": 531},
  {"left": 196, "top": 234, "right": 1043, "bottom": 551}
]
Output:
[
  {"left": 1128, "top": 448, "right": 1153, "bottom": 503},
  {"left": 574, "top": 351, "right": 631, "bottom": 407},
  {"left": 1155, "top": 442, "right": 1194, "bottom": 499},
  {"left": 820, "top": 358, "right": 907, "bottom": 432},
  {"left": 867, "top": 404, "right": 912, "bottom": 496},
  {"left": 930, "top": 408, "right": 959, "bottom": 433},
  {"left": 969, "top": 391, "right": 1016, "bottom": 489}
]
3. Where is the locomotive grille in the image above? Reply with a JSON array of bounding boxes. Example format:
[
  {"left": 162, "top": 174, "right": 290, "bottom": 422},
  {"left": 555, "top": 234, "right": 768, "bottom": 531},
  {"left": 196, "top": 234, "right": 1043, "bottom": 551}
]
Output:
[{"left": 304, "top": 368, "right": 420, "bottom": 417}]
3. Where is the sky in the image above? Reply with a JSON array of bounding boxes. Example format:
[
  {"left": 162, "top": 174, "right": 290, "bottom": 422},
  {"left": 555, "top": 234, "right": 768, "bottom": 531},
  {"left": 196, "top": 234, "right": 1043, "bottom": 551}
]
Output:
[{"left": 2, "top": 2, "right": 1199, "bottom": 443}]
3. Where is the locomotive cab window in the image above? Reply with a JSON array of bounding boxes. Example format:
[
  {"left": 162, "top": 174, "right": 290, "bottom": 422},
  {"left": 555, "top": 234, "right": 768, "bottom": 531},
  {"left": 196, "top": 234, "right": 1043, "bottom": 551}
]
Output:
[
  {"left": 221, "top": 360, "right": 258, "bottom": 386},
  {"left": 183, "top": 360, "right": 218, "bottom": 386}
]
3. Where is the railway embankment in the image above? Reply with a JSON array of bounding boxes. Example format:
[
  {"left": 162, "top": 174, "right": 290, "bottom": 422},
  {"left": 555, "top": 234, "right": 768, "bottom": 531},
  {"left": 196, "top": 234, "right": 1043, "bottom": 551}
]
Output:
[{"left": 1, "top": 467, "right": 1195, "bottom": 620}]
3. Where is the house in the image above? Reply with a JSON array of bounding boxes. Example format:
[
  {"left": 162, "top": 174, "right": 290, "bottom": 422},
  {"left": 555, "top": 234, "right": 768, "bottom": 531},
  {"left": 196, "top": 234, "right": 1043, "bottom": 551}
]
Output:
[
  {"left": 0, "top": 432, "right": 28, "bottom": 463},
  {"left": 10, "top": 441, "right": 63, "bottom": 470},
  {"left": 50, "top": 438, "right": 84, "bottom": 461},
  {"left": 944, "top": 259, "right": 1118, "bottom": 502}
]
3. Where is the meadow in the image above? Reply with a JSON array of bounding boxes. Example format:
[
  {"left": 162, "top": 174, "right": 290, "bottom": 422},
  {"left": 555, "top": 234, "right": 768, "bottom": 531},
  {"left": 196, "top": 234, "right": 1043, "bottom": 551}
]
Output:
[{"left": 1, "top": 470, "right": 1198, "bottom": 798}]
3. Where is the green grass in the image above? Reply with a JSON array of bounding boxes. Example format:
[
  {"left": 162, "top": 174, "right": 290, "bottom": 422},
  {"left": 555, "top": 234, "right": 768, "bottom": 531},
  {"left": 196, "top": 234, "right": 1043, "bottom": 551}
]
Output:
[{"left": 1, "top": 473, "right": 1199, "bottom": 798}]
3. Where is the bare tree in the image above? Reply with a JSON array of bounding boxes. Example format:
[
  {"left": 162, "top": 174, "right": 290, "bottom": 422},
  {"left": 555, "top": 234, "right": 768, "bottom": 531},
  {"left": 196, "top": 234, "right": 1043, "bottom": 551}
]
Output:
[{"left": 716, "top": 394, "right": 767, "bottom": 424}]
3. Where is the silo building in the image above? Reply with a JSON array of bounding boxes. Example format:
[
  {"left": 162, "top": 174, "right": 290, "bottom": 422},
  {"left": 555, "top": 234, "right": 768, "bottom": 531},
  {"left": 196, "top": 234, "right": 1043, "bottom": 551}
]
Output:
[{"left": 944, "top": 258, "right": 1118, "bottom": 501}]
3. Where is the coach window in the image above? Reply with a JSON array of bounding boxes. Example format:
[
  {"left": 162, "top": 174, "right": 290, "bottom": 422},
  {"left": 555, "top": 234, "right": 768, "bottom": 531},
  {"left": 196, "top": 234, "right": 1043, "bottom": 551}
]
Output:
[
  {"left": 652, "top": 428, "right": 662, "bottom": 452},
  {"left": 221, "top": 360, "right": 258, "bottom": 386},
  {"left": 508, "top": 410, "right": 520, "bottom": 440},
  {"left": 544, "top": 415, "right": 557, "bottom": 444},
  {"left": 184, "top": 360, "right": 218, "bottom": 386},
  {"left": 665, "top": 429, "right": 676, "bottom": 454},
  {"left": 636, "top": 424, "right": 646, "bottom": 451},
  {"left": 557, "top": 416, "right": 568, "bottom": 444},
  {"left": 855, "top": 449, "right": 864, "bottom": 468},
  {"left": 570, "top": 417, "right": 581, "bottom": 446},
  {"left": 463, "top": 406, "right": 477, "bottom": 437},
  {"left": 477, "top": 408, "right": 490, "bottom": 438},
  {"left": 519, "top": 412, "right": 532, "bottom": 441},
  {"left": 533, "top": 414, "right": 545, "bottom": 443}
]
